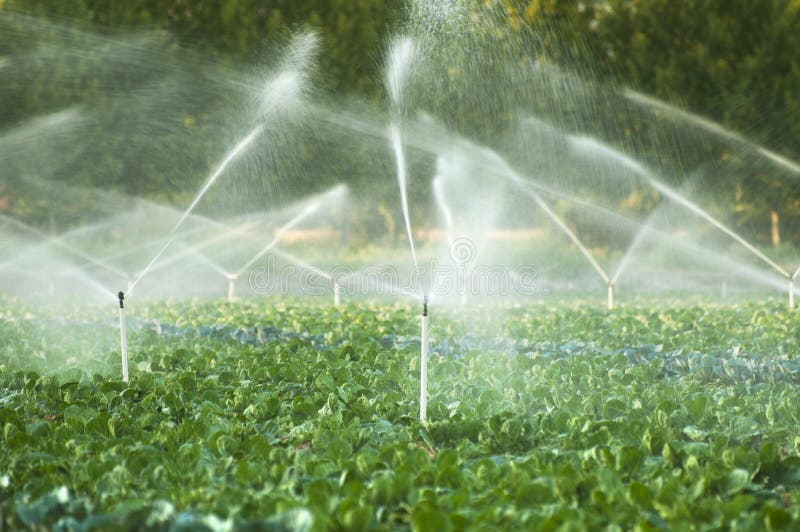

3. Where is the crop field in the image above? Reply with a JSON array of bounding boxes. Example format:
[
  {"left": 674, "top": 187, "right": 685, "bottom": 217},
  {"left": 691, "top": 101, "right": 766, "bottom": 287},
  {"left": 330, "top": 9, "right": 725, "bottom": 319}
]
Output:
[{"left": 1, "top": 297, "right": 799, "bottom": 529}]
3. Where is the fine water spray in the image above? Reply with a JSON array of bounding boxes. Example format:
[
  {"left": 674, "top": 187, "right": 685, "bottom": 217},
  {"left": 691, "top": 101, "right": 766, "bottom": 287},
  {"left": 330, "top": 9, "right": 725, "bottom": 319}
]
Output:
[{"left": 569, "top": 135, "right": 795, "bottom": 308}]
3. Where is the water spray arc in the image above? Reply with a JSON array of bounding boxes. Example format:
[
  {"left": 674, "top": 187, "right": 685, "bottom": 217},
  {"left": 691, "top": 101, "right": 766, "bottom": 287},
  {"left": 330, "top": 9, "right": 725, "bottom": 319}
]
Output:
[
  {"left": 483, "top": 154, "right": 615, "bottom": 308},
  {"left": 129, "top": 220, "right": 260, "bottom": 291},
  {"left": 229, "top": 201, "right": 322, "bottom": 299},
  {"left": 0, "top": 214, "right": 129, "bottom": 282},
  {"left": 127, "top": 125, "right": 264, "bottom": 295},
  {"left": 433, "top": 174, "right": 469, "bottom": 304},
  {"left": 386, "top": 37, "right": 419, "bottom": 269},
  {"left": 270, "top": 247, "right": 342, "bottom": 305},
  {"left": 391, "top": 124, "right": 418, "bottom": 268},
  {"left": 623, "top": 89, "right": 800, "bottom": 176},
  {"left": 410, "top": 117, "right": 616, "bottom": 308},
  {"left": 569, "top": 135, "right": 794, "bottom": 307},
  {"left": 432, "top": 175, "right": 454, "bottom": 245}
]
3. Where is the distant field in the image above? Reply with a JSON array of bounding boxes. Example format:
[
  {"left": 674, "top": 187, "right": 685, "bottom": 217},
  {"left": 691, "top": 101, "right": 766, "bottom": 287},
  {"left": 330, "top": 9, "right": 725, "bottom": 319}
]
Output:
[{"left": 1, "top": 298, "right": 799, "bottom": 529}]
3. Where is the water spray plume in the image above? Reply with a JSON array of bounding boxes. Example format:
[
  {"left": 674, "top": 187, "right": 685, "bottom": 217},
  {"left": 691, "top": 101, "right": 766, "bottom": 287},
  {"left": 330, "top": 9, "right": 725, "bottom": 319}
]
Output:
[
  {"left": 432, "top": 175, "right": 455, "bottom": 245},
  {"left": 127, "top": 125, "right": 264, "bottom": 295},
  {"left": 623, "top": 89, "right": 800, "bottom": 176},
  {"left": 175, "top": 126, "right": 265, "bottom": 233},
  {"left": 390, "top": 124, "right": 418, "bottom": 268},
  {"left": 568, "top": 135, "right": 790, "bottom": 279},
  {"left": 128, "top": 220, "right": 258, "bottom": 292},
  {"left": 270, "top": 247, "right": 342, "bottom": 305},
  {"left": 418, "top": 119, "right": 613, "bottom": 304},
  {"left": 235, "top": 201, "right": 322, "bottom": 277},
  {"left": 386, "top": 37, "right": 416, "bottom": 109},
  {"left": 488, "top": 159, "right": 611, "bottom": 286},
  {"left": 182, "top": 245, "right": 229, "bottom": 278},
  {"left": 0, "top": 214, "right": 128, "bottom": 280},
  {"left": 386, "top": 37, "right": 420, "bottom": 272},
  {"left": 271, "top": 247, "right": 332, "bottom": 281},
  {"left": 172, "top": 124, "right": 262, "bottom": 233},
  {"left": 611, "top": 214, "right": 661, "bottom": 286},
  {"left": 0, "top": 107, "right": 84, "bottom": 154}
]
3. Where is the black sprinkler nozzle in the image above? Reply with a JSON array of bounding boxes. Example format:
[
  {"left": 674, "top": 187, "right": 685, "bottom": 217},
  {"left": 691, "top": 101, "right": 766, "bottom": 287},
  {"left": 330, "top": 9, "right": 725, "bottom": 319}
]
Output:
[
  {"left": 118, "top": 291, "right": 125, "bottom": 308},
  {"left": 422, "top": 295, "right": 428, "bottom": 317}
]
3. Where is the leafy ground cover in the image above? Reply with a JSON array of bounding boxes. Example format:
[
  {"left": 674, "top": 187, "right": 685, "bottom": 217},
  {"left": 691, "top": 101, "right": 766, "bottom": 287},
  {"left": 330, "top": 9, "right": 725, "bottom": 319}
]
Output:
[{"left": 1, "top": 296, "right": 800, "bottom": 529}]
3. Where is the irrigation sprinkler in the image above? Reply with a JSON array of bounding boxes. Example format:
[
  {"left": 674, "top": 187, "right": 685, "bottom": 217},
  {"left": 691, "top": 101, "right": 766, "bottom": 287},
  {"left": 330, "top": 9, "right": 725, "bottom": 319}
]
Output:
[
  {"left": 227, "top": 273, "right": 238, "bottom": 302},
  {"left": 420, "top": 295, "right": 429, "bottom": 422},
  {"left": 118, "top": 291, "right": 129, "bottom": 383},
  {"left": 607, "top": 281, "right": 615, "bottom": 310},
  {"left": 790, "top": 267, "right": 799, "bottom": 310}
]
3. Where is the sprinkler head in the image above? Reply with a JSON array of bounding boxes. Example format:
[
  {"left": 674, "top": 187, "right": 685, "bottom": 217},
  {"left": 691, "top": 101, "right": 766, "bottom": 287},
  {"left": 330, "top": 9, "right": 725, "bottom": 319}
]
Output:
[
  {"left": 227, "top": 273, "right": 239, "bottom": 281},
  {"left": 117, "top": 291, "right": 125, "bottom": 308},
  {"left": 422, "top": 295, "right": 428, "bottom": 317}
]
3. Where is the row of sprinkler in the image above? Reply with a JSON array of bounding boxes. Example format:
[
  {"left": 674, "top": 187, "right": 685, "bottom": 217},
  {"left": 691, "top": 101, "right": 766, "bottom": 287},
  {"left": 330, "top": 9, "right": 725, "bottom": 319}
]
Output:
[
  {"left": 115, "top": 288, "right": 431, "bottom": 420},
  {"left": 117, "top": 273, "right": 796, "bottom": 419}
]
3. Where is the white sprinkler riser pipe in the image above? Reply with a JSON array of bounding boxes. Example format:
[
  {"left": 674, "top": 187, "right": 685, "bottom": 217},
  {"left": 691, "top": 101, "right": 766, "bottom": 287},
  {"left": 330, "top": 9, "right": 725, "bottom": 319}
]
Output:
[
  {"left": 420, "top": 313, "right": 429, "bottom": 422},
  {"left": 228, "top": 277, "right": 236, "bottom": 302},
  {"left": 334, "top": 280, "right": 341, "bottom": 307},
  {"left": 459, "top": 265, "right": 467, "bottom": 305},
  {"left": 607, "top": 283, "right": 614, "bottom": 311},
  {"left": 119, "top": 305, "right": 129, "bottom": 383},
  {"left": 790, "top": 279, "right": 795, "bottom": 310}
]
